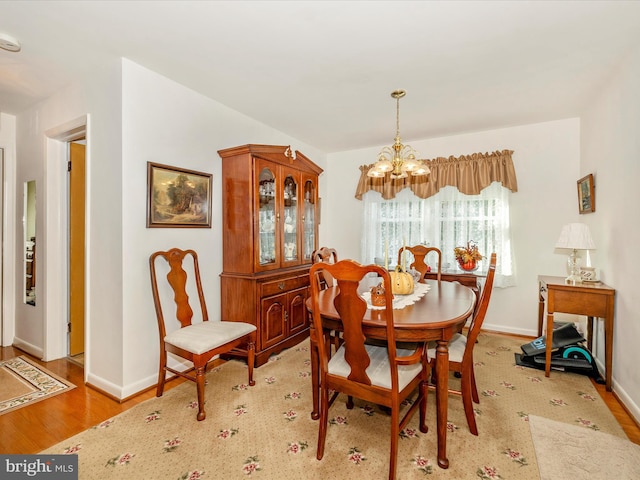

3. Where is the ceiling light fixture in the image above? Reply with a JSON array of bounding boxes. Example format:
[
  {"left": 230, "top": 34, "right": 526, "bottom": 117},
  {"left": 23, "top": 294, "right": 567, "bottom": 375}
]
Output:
[
  {"left": 367, "top": 89, "right": 430, "bottom": 179},
  {"left": 0, "top": 33, "right": 21, "bottom": 52}
]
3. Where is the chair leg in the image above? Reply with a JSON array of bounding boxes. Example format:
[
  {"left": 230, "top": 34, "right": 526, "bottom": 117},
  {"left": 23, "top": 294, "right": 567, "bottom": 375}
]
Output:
[
  {"left": 471, "top": 366, "right": 479, "bottom": 404},
  {"left": 156, "top": 349, "right": 167, "bottom": 397},
  {"left": 419, "top": 379, "right": 428, "bottom": 434},
  {"left": 389, "top": 404, "right": 399, "bottom": 480},
  {"left": 195, "top": 364, "right": 207, "bottom": 421},
  {"left": 461, "top": 367, "right": 478, "bottom": 435},
  {"left": 316, "top": 385, "right": 329, "bottom": 460}
]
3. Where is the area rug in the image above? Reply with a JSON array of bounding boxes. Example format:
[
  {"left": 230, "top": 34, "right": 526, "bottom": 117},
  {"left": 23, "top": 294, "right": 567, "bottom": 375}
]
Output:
[
  {"left": 529, "top": 415, "right": 640, "bottom": 479},
  {"left": 42, "top": 333, "right": 628, "bottom": 479},
  {"left": 0, "top": 356, "right": 76, "bottom": 415}
]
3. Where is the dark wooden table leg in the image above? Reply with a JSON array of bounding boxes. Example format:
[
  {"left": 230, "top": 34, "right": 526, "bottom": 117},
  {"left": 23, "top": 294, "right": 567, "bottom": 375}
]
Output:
[
  {"left": 538, "top": 286, "right": 545, "bottom": 337},
  {"left": 545, "top": 310, "right": 554, "bottom": 378},
  {"left": 604, "top": 314, "right": 613, "bottom": 391}
]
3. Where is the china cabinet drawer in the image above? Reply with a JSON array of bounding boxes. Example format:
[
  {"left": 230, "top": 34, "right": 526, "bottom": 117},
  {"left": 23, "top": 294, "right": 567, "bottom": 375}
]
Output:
[{"left": 261, "top": 275, "right": 309, "bottom": 297}]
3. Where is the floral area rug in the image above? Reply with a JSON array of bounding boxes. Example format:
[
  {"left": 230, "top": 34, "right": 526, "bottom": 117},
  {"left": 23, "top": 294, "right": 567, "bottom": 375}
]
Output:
[
  {"left": 41, "top": 333, "right": 626, "bottom": 479},
  {"left": 0, "top": 356, "right": 76, "bottom": 415}
]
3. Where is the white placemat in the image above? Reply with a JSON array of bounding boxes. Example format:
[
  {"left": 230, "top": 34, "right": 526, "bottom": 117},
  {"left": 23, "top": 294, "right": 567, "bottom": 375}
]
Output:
[{"left": 360, "top": 282, "right": 430, "bottom": 310}]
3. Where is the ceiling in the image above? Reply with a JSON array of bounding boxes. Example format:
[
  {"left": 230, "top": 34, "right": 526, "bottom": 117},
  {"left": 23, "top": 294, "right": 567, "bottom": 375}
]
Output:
[{"left": 2, "top": 1, "right": 640, "bottom": 153}]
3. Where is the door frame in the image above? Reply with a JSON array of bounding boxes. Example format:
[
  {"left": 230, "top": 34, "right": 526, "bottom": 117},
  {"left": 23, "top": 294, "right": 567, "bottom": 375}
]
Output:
[{"left": 43, "top": 116, "right": 89, "bottom": 377}]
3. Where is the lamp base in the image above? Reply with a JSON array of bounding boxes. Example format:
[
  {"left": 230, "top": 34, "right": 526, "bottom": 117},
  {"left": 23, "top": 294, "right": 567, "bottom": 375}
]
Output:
[
  {"left": 565, "top": 250, "right": 582, "bottom": 285},
  {"left": 565, "top": 273, "right": 583, "bottom": 285}
]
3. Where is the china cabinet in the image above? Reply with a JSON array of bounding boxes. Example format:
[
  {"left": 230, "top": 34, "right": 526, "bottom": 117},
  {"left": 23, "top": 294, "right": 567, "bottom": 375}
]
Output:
[{"left": 218, "top": 144, "right": 322, "bottom": 366}]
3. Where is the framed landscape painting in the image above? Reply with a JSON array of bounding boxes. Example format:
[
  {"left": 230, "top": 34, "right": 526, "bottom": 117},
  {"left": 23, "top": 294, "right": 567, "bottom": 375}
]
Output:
[
  {"left": 147, "top": 162, "right": 212, "bottom": 228},
  {"left": 577, "top": 173, "right": 595, "bottom": 214}
]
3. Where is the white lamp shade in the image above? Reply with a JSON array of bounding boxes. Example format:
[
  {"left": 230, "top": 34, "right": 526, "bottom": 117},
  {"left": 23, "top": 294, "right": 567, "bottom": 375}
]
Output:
[{"left": 555, "top": 223, "right": 596, "bottom": 250}]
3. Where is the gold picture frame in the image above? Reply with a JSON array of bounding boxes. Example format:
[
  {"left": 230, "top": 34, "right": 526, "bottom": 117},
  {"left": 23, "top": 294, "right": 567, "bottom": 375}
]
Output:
[
  {"left": 147, "top": 162, "right": 212, "bottom": 228},
  {"left": 577, "top": 173, "right": 595, "bottom": 214}
]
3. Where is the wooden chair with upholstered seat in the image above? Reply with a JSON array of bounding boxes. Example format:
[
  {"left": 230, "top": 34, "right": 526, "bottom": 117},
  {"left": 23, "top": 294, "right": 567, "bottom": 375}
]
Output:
[
  {"left": 427, "top": 252, "right": 497, "bottom": 435},
  {"left": 150, "top": 248, "right": 256, "bottom": 421},
  {"left": 309, "top": 259, "right": 429, "bottom": 480},
  {"left": 398, "top": 245, "right": 442, "bottom": 282}
]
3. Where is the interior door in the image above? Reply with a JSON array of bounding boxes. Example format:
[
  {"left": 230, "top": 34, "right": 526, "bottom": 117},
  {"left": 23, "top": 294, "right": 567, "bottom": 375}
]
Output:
[{"left": 69, "top": 142, "right": 85, "bottom": 357}]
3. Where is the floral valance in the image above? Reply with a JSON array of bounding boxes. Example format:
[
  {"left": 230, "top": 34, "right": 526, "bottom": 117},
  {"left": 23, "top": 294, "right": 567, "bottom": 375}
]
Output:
[{"left": 355, "top": 149, "right": 518, "bottom": 200}]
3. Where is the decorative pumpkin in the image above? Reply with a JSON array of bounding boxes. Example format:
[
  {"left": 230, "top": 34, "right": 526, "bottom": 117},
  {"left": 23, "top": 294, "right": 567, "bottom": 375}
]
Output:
[{"left": 389, "top": 266, "right": 414, "bottom": 295}]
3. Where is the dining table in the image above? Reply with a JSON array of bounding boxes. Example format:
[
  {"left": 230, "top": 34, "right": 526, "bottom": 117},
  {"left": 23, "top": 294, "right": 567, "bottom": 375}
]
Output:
[{"left": 305, "top": 278, "right": 476, "bottom": 469}]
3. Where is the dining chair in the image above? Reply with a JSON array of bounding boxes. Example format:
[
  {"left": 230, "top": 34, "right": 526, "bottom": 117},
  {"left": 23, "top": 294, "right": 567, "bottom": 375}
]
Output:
[
  {"left": 150, "top": 248, "right": 256, "bottom": 421},
  {"left": 312, "top": 246, "right": 338, "bottom": 288},
  {"left": 427, "top": 252, "right": 497, "bottom": 435},
  {"left": 397, "top": 245, "right": 442, "bottom": 282},
  {"left": 309, "top": 259, "right": 428, "bottom": 480}
]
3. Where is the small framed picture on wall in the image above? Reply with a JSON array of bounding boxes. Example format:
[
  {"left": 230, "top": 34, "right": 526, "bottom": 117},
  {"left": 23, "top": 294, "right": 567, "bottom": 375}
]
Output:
[{"left": 577, "top": 173, "right": 595, "bottom": 214}]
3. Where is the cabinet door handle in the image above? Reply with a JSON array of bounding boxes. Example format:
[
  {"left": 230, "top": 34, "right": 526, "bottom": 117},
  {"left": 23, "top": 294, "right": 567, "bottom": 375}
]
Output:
[
  {"left": 285, "top": 311, "right": 289, "bottom": 322},
  {"left": 278, "top": 282, "right": 285, "bottom": 290}
]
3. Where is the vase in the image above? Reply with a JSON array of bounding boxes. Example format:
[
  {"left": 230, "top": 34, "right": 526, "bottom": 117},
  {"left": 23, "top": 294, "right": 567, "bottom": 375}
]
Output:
[{"left": 457, "top": 258, "right": 478, "bottom": 272}]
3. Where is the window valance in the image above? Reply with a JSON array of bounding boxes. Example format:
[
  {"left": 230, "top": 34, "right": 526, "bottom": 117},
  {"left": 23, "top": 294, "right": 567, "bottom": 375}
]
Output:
[{"left": 355, "top": 149, "right": 518, "bottom": 200}]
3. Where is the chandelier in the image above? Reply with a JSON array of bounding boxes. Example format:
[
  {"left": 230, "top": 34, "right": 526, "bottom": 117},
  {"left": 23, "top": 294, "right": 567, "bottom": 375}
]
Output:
[{"left": 367, "top": 89, "right": 430, "bottom": 179}]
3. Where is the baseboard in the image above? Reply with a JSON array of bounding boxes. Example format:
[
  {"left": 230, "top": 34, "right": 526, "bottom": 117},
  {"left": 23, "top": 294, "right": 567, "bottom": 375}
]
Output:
[
  {"left": 86, "top": 357, "right": 194, "bottom": 401},
  {"left": 12, "top": 336, "right": 44, "bottom": 359}
]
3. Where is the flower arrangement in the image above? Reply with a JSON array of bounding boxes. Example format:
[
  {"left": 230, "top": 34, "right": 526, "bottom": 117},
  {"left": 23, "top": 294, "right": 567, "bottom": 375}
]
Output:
[{"left": 454, "top": 241, "right": 483, "bottom": 271}]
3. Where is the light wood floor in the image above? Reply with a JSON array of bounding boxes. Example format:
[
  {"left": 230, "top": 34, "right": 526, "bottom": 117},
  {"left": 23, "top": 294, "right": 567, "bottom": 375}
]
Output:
[{"left": 1, "top": 339, "right": 639, "bottom": 454}]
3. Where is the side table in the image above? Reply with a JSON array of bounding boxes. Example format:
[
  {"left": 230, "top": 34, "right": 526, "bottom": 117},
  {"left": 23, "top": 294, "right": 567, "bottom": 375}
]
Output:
[
  {"left": 424, "top": 270, "right": 482, "bottom": 305},
  {"left": 537, "top": 275, "right": 615, "bottom": 391}
]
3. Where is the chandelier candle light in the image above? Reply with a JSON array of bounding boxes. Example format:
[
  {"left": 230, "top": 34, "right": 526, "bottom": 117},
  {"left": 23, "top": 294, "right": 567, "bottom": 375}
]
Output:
[
  {"left": 367, "top": 90, "right": 430, "bottom": 179},
  {"left": 555, "top": 223, "right": 596, "bottom": 285}
]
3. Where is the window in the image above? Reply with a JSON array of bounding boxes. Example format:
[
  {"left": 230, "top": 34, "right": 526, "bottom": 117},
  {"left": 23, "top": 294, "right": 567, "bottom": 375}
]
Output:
[{"left": 362, "top": 182, "right": 515, "bottom": 288}]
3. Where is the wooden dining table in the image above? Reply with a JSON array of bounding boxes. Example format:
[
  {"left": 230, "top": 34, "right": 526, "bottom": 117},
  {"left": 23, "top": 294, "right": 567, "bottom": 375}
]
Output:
[{"left": 305, "top": 279, "right": 476, "bottom": 469}]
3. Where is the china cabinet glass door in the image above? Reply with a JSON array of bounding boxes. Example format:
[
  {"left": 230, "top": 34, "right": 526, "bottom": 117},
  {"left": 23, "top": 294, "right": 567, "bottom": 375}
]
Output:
[
  {"left": 302, "top": 179, "right": 316, "bottom": 262},
  {"left": 282, "top": 173, "right": 299, "bottom": 263},
  {"left": 258, "top": 167, "right": 276, "bottom": 266}
]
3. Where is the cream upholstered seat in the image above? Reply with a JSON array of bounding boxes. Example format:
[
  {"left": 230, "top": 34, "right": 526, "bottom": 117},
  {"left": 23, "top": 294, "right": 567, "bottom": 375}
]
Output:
[
  {"left": 309, "top": 259, "right": 428, "bottom": 480},
  {"left": 427, "top": 252, "right": 497, "bottom": 435},
  {"left": 165, "top": 321, "right": 255, "bottom": 354},
  {"left": 150, "top": 248, "right": 256, "bottom": 421},
  {"left": 328, "top": 343, "right": 424, "bottom": 390}
]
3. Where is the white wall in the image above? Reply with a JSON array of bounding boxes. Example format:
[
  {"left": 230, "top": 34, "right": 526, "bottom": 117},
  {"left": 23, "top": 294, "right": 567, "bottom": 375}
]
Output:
[
  {"left": 322, "top": 118, "right": 581, "bottom": 337},
  {"left": 580, "top": 44, "right": 640, "bottom": 421},
  {"left": 0, "top": 113, "right": 17, "bottom": 347}
]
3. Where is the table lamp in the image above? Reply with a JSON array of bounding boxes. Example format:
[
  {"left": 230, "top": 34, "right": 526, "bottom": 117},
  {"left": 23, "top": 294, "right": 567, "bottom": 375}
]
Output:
[{"left": 555, "top": 223, "right": 596, "bottom": 285}]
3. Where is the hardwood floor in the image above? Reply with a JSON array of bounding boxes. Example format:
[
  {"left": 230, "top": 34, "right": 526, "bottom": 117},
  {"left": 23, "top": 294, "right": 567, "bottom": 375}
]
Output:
[
  {"left": 0, "top": 345, "right": 186, "bottom": 454},
  {"left": 2, "top": 338, "right": 639, "bottom": 454}
]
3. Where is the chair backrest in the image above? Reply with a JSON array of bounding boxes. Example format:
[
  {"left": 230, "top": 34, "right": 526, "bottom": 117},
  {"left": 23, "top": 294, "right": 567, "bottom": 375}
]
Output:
[
  {"left": 312, "top": 247, "right": 339, "bottom": 288},
  {"left": 463, "top": 252, "right": 497, "bottom": 362},
  {"left": 309, "top": 259, "right": 401, "bottom": 387},
  {"left": 397, "top": 245, "right": 442, "bottom": 282},
  {"left": 149, "top": 248, "right": 209, "bottom": 340}
]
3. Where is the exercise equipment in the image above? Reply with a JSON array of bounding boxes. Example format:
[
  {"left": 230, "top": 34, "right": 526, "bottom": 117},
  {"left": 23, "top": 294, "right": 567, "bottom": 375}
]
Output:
[{"left": 515, "top": 322, "right": 602, "bottom": 380}]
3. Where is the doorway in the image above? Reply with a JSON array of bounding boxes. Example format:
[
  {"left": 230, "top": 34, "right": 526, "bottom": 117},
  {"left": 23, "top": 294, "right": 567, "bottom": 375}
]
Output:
[
  {"left": 43, "top": 115, "right": 87, "bottom": 366},
  {"left": 68, "top": 141, "right": 85, "bottom": 363}
]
